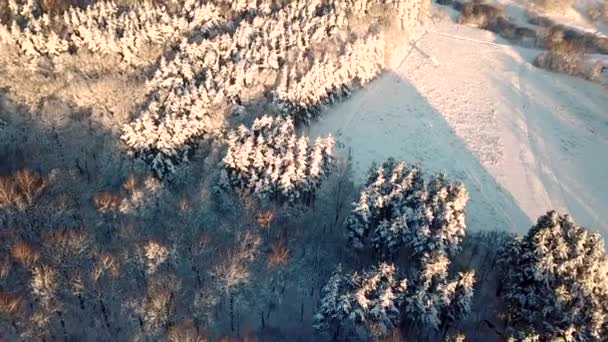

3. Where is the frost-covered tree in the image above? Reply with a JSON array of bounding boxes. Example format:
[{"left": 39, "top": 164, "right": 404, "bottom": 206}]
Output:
[
  {"left": 403, "top": 251, "right": 476, "bottom": 331},
  {"left": 220, "top": 115, "right": 334, "bottom": 204},
  {"left": 498, "top": 211, "right": 608, "bottom": 341},
  {"left": 313, "top": 265, "right": 349, "bottom": 334},
  {"left": 346, "top": 159, "right": 422, "bottom": 258},
  {"left": 0, "top": 0, "right": 223, "bottom": 67},
  {"left": 314, "top": 262, "right": 408, "bottom": 337},
  {"left": 410, "top": 174, "right": 469, "bottom": 257},
  {"left": 0, "top": 0, "right": 429, "bottom": 175},
  {"left": 117, "top": 0, "right": 429, "bottom": 175},
  {"left": 346, "top": 159, "right": 468, "bottom": 259},
  {"left": 315, "top": 258, "right": 474, "bottom": 337},
  {"left": 441, "top": 270, "right": 476, "bottom": 326},
  {"left": 341, "top": 158, "right": 474, "bottom": 333}
]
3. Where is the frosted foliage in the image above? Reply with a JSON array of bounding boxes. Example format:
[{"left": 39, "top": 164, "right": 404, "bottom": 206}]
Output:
[
  {"left": 117, "top": 0, "right": 428, "bottom": 175},
  {"left": 1, "top": 1, "right": 428, "bottom": 175},
  {"left": 0, "top": 0, "right": 222, "bottom": 67},
  {"left": 313, "top": 264, "right": 349, "bottom": 332},
  {"left": 498, "top": 211, "right": 608, "bottom": 340},
  {"left": 404, "top": 251, "right": 475, "bottom": 330},
  {"left": 31, "top": 265, "right": 57, "bottom": 304},
  {"left": 342, "top": 159, "right": 474, "bottom": 331},
  {"left": 346, "top": 159, "right": 422, "bottom": 258},
  {"left": 345, "top": 158, "right": 468, "bottom": 259},
  {"left": 143, "top": 240, "right": 170, "bottom": 275},
  {"left": 314, "top": 263, "right": 408, "bottom": 336},
  {"left": 411, "top": 175, "right": 469, "bottom": 257},
  {"left": 127, "top": 277, "right": 180, "bottom": 336},
  {"left": 220, "top": 115, "right": 334, "bottom": 204}
]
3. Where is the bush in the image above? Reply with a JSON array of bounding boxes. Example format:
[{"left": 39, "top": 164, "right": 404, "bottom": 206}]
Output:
[
  {"left": 39, "top": 0, "right": 81, "bottom": 14},
  {"left": 458, "top": 1, "right": 505, "bottom": 29},
  {"left": 11, "top": 242, "right": 41, "bottom": 268},
  {"left": 0, "top": 169, "right": 46, "bottom": 209},
  {"left": 533, "top": 26, "right": 603, "bottom": 81},
  {"left": 167, "top": 320, "right": 207, "bottom": 342},
  {"left": 533, "top": 0, "right": 571, "bottom": 14},
  {"left": 266, "top": 239, "right": 289, "bottom": 268},
  {"left": 92, "top": 191, "right": 122, "bottom": 212},
  {"left": 0, "top": 291, "right": 22, "bottom": 319},
  {"left": 0, "top": 176, "right": 18, "bottom": 208},
  {"left": 14, "top": 169, "right": 47, "bottom": 207},
  {"left": 0, "top": 0, "right": 10, "bottom": 25}
]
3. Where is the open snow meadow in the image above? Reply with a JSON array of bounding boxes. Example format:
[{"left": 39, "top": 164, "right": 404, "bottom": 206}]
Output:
[
  {"left": 1, "top": 0, "right": 608, "bottom": 341},
  {"left": 310, "top": 17, "right": 608, "bottom": 236}
]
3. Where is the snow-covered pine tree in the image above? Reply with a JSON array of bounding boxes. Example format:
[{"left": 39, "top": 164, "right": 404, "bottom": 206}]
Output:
[
  {"left": 401, "top": 204, "right": 473, "bottom": 333},
  {"left": 440, "top": 270, "right": 476, "bottom": 329},
  {"left": 313, "top": 264, "right": 349, "bottom": 333},
  {"left": 409, "top": 174, "right": 468, "bottom": 257},
  {"left": 116, "top": 0, "right": 428, "bottom": 174},
  {"left": 314, "top": 262, "right": 408, "bottom": 338},
  {"left": 345, "top": 159, "right": 467, "bottom": 260},
  {"left": 221, "top": 115, "right": 333, "bottom": 205},
  {"left": 498, "top": 210, "right": 608, "bottom": 341},
  {"left": 1, "top": 0, "right": 221, "bottom": 68},
  {"left": 400, "top": 250, "right": 475, "bottom": 332},
  {"left": 344, "top": 158, "right": 474, "bottom": 332},
  {"left": 345, "top": 158, "right": 422, "bottom": 259}
]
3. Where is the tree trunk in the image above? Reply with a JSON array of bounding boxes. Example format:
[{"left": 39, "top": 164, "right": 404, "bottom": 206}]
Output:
[
  {"left": 260, "top": 310, "right": 265, "bottom": 329},
  {"left": 230, "top": 294, "right": 234, "bottom": 332}
]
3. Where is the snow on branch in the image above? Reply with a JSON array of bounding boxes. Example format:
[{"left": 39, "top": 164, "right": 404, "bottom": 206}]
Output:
[
  {"left": 346, "top": 158, "right": 469, "bottom": 259},
  {"left": 313, "top": 262, "right": 408, "bottom": 337},
  {"left": 0, "top": 0, "right": 223, "bottom": 67},
  {"left": 219, "top": 115, "right": 334, "bottom": 205},
  {"left": 498, "top": 211, "right": 608, "bottom": 340},
  {"left": 118, "top": 0, "right": 428, "bottom": 176}
]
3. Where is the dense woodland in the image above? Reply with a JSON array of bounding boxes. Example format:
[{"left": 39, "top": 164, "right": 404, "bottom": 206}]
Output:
[{"left": 1, "top": 0, "right": 607, "bottom": 341}]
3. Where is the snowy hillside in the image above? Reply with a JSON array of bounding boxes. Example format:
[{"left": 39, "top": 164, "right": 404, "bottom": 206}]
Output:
[{"left": 309, "top": 16, "right": 608, "bottom": 236}]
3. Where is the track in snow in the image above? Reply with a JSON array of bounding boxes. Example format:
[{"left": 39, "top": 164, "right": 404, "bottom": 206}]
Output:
[{"left": 308, "top": 19, "right": 608, "bottom": 236}]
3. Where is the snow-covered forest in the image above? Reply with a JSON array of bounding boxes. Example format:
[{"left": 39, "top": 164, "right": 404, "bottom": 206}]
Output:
[{"left": 1, "top": 0, "right": 608, "bottom": 341}]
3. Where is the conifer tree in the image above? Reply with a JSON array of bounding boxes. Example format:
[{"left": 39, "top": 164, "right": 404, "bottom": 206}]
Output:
[
  {"left": 314, "top": 262, "right": 408, "bottom": 337},
  {"left": 498, "top": 211, "right": 608, "bottom": 341},
  {"left": 323, "top": 158, "right": 475, "bottom": 337},
  {"left": 221, "top": 115, "right": 334, "bottom": 204}
]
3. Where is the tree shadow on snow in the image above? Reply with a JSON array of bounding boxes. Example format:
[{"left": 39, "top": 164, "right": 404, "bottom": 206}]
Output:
[
  {"left": 306, "top": 69, "right": 533, "bottom": 341},
  {"left": 485, "top": 48, "right": 608, "bottom": 237},
  {"left": 307, "top": 70, "right": 532, "bottom": 234}
]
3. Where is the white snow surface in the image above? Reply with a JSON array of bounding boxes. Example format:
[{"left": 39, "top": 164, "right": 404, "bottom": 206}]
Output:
[{"left": 308, "top": 18, "right": 608, "bottom": 236}]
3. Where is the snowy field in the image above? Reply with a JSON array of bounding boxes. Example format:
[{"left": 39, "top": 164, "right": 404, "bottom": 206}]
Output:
[{"left": 309, "top": 17, "right": 608, "bottom": 236}]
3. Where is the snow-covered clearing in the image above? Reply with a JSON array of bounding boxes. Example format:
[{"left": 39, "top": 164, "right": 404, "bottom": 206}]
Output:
[{"left": 309, "top": 18, "right": 608, "bottom": 236}]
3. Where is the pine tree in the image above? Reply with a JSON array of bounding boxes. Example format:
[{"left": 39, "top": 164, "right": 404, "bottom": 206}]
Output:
[
  {"left": 498, "top": 211, "right": 608, "bottom": 340},
  {"left": 409, "top": 175, "right": 468, "bottom": 257},
  {"left": 345, "top": 158, "right": 422, "bottom": 259},
  {"left": 400, "top": 239, "right": 474, "bottom": 332},
  {"left": 314, "top": 262, "right": 408, "bottom": 337},
  {"left": 221, "top": 115, "right": 334, "bottom": 205},
  {"left": 343, "top": 158, "right": 474, "bottom": 333},
  {"left": 313, "top": 265, "right": 348, "bottom": 332},
  {"left": 345, "top": 159, "right": 467, "bottom": 260}
]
